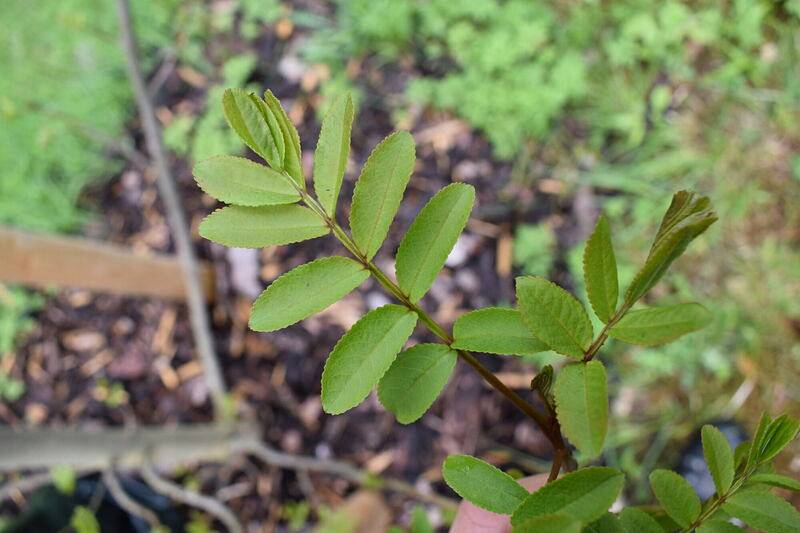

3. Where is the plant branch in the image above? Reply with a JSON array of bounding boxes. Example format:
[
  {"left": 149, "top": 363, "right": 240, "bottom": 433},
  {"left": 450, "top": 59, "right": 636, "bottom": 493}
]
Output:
[
  {"left": 102, "top": 467, "right": 163, "bottom": 529},
  {"left": 115, "top": 0, "right": 227, "bottom": 417}
]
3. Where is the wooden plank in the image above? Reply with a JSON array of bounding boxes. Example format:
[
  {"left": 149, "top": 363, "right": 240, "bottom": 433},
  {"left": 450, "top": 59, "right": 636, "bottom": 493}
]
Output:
[{"left": 0, "top": 226, "right": 215, "bottom": 301}]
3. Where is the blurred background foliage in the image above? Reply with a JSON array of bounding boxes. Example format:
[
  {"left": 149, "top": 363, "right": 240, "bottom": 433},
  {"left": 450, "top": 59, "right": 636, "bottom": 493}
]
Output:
[{"left": 1, "top": 0, "right": 798, "bottom": 506}]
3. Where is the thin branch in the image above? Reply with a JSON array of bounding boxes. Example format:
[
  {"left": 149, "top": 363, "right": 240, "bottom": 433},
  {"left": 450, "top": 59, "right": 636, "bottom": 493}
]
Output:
[
  {"left": 141, "top": 461, "right": 243, "bottom": 533},
  {"left": 115, "top": 0, "right": 227, "bottom": 416},
  {"left": 102, "top": 467, "right": 162, "bottom": 529}
]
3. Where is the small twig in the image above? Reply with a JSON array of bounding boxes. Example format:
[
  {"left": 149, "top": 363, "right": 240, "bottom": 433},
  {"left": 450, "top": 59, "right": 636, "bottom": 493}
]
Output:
[
  {"left": 115, "top": 0, "right": 227, "bottom": 417},
  {"left": 102, "top": 467, "right": 162, "bottom": 529},
  {"left": 141, "top": 461, "right": 243, "bottom": 533}
]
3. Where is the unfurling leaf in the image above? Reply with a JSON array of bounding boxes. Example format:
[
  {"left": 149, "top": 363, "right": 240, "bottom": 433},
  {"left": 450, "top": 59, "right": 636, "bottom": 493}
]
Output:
[
  {"left": 583, "top": 215, "right": 618, "bottom": 323},
  {"left": 722, "top": 490, "right": 800, "bottom": 533},
  {"left": 222, "top": 88, "right": 284, "bottom": 168},
  {"left": 263, "top": 89, "right": 304, "bottom": 188},
  {"left": 701, "top": 425, "right": 735, "bottom": 495},
  {"left": 608, "top": 303, "right": 712, "bottom": 346},
  {"left": 193, "top": 156, "right": 300, "bottom": 206},
  {"left": 321, "top": 305, "right": 417, "bottom": 414},
  {"left": 199, "top": 205, "right": 328, "bottom": 248},
  {"left": 396, "top": 183, "right": 475, "bottom": 302},
  {"left": 511, "top": 467, "right": 624, "bottom": 526},
  {"left": 554, "top": 361, "right": 608, "bottom": 459},
  {"left": 747, "top": 412, "right": 772, "bottom": 469},
  {"left": 624, "top": 190, "right": 716, "bottom": 305},
  {"left": 378, "top": 343, "right": 456, "bottom": 424},
  {"left": 515, "top": 276, "right": 593, "bottom": 358},
  {"left": 648, "top": 469, "right": 701, "bottom": 528},
  {"left": 350, "top": 131, "right": 416, "bottom": 260},
  {"left": 313, "top": 93, "right": 354, "bottom": 215},
  {"left": 442, "top": 455, "right": 529, "bottom": 515},
  {"left": 748, "top": 473, "right": 800, "bottom": 491},
  {"left": 451, "top": 307, "right": 549, "bottom": 356},
  {"left": 512, "top": 514, "right": 581, "bottom": 533},
  {"left": 758, "top": 414, "right": 800, "bottom": 464},
  {"left": 618, "top": 508, "right": 663, "bottom": 533},
  {"left": 249, "top": 257, "right": 368, "bottom": 332}
]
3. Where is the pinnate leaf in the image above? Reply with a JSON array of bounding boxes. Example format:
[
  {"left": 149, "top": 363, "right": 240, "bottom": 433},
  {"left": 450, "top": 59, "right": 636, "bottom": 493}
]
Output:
[
  {"left": 249, "top": 257, "right": 368, "bottom": 332},
  {"left": 321, "top": 305, "right": 417, "bottom": 414},
  {"left": 583, "top": 215, "right": 618, "bottom": 323},
  {"left": 625, "top": 190, "right": 716, "bottom": 305},
  {"left": 223, "top": 88, "right": 284, "bottom": 168},
  {"left": 263, "top": 89, "right": 304, "bottom": 188},
  {"left": 554, "top": 361, "right": 608, "bottom": 459},
  {"left": 511, "top": 467, "right": 624, "bottom": 526},
  {"left": 451, "top": 308, "right": 549, "bottom": 356},
  {"left": 618, "top": 508, "right": 663, "bottom": 533},
  {"left": 396, "top": 183, "right": 475, "bottom": 302},
  {"left": 512, "top": 514, "right": 581, "bottom": 533},
  {"left": 515, "top": 276, "right": 593, "bottom": 358},
  {"left": 350, "top": 131, "right": 415, "bottom": 260},
  {"left": 442, "top": 455, "right": 529, "bottom": 515},
  {"left": 199, "top": 205, "right": 328, "bottom": 248},
  {"left": 193, "top": 156, "right": 299, "bottom": 206},
  {"left": 608, "top": 303, "right": 712, "bottom": 346},
  {"left": 722, "top": 490, "right": 800, "bottom": 533},
  {"left": 313, "top": 93, "right": 354, "bottom": 215},
  {"left": 701, "top": 425, "right": 735, "bottom": 495},
  {"left": 748, "top": 473, "right": 800, "bottom": 491},
  {"left": 378, "top": 344, "right": 456, "bottom": 424},
  {"left": 648, "top": 469, "right": 701, "bottom": 528}
]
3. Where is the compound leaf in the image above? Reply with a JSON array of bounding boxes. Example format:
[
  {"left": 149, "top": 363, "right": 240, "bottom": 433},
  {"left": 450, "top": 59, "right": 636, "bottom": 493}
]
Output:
[
  {"left": 313, "top": 93, "right": 354, "bottom": 215},
  {"left": 193, "top": 156, "right": 300, "bottom": 206},
  {"left": 608, "top": 303, "right": 712, "bottom": 346},
  {"left": 442, "top": 455, "right": 529, "bottom": 515},
  {"left": 451, "top": 307, "right": 549, "bottom": 356},
  {"left": 350, "top": 131, "right": 415, "bottom": 260},
  {"left": 618, "top": 508, "right": 663, "bottom": 533},
  {"left": 223, "top": 88, "right": 284, "bottom": 168},
  {"left": 249, "top": 257, "right": 368, "bottom": 332},
  {"left": 583, "top": 215, "right": 618, "bottom": 323},
  {"left": 649, "top": 469, "right": 701, "bottom": 528},
  {"left": 378, "top": 343, "right": 456, "bottom": 424},
  {"left": 722, "top": 490, "right": 800, "bottom": 533},
  {"left": 396, "top": 183, "right": 475, "bottom": 302},
  {"left": 263, "top": 89, "right": 304, "bottom": 188},
  {"left": 515, "top": 276, "right": 593, "bottom": 358},
  {"left": 321, "top": 305, "right": 417, "bottom": 414},
  {"left": 554, "top": 361, "right": 608, "bottom": 459},
  {"left": 199, "top": 205, "right": 328, "bottom": 248},
  {"left": 748, "top": 473, "right": 800, "bottom": 491},
  {"left": 512, "top": 514, "right": 581, "bottom": 533},
  {"left": 511, "top": 467, "right": 624, "bottom": 526},
  {"left": 701, "top": 425, "right": 735, "bottom": 495}
]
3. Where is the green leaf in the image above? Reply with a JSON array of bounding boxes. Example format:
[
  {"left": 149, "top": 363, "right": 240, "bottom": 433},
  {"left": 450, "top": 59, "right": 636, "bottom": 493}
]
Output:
[
  {"left": 451, "top": 308, "right": 549, "bottom": 356},
  {"left": 608, "top": 303, "right": 712, "bottom": 346},
  {"left": 410, "top": 505, "right": 434, "bottom": 533},
  {"left": 624, "top": 191, "right": 716, "bottom": 306},
  {"left": 553, "top": 361, "right": 608, "bottom": 459},
  {"left": 378, "top": 343, "right": 457, "bottom": 424},
  {"left": 199, "top": 205, "right": 329, "bottom": 248},
  {"left": 759, "top": 415, "right": 800, "bottom": 464},
  {"left": 515, "top": 276, "right": 593, "bottom": 358},
  {"left": 648, "top": 469, "right": 701, "bottom": 528},
  {"left": 512, "top": 514, "right": 581, "bottom": 533},
  {"left": 350, "top": 131, "right": 416, "bottom": 260},
  {"left": 722, "top": 490, "right": 800, "bottom": 533},
  {"left": 193, "top": 156, "right": 300, "bottom": 206},
  {"left": 749, "top": 473, "right": 800, "bottom": 491},
  {"left": 618, "top": 508, "right": 663, "bottom": 533},
  {"left": 701, "top": 425, "right": 735, "bottom": 495},
  {"left": 70, "top": 506, "right": 101, "bottom": 533},
  {"left": 585, "top": 512, "right": 625, "bottom": 533},
  {"left": 50, "top": 465, "right": 76, "bottom": 495},
  {"left": 263, "top": 89, "right": 304, "bottom": 188},
  {"left": 442, "top": 454, "right": 529, "bottom": 515},
  {"left": 696, "top": 520, "right": 743, "bottom": 533},
  {"left": 223, "top": 88, "right": 284, "bottom": 168},
  {"left": 747, "top": 412, "right": 772, "bottom": 468},
  {"left": 396, "top": 183, "right": 475, "bottom": 302},
  {"left": 313, "top": 93, "right": 354, "bottom": 215},
  {"left": 321, "top": 305, "right": 417, "bottom": 414},
  {"left": 249, "top": 257, "right": 369, "bottom": 332},
  {"left": 583, "top": 215, "right": 618, "bottom": 323},
  {"left": 511, "top": 467, "right": 624, "bottom": 526}
]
